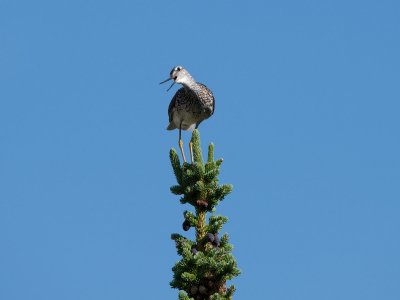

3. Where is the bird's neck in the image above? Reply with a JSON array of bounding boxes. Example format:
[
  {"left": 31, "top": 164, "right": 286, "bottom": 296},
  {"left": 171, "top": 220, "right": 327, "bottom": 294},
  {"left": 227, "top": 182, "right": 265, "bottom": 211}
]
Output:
[{"left": 180, "top": 75, "right": 197, "bottom": 90}]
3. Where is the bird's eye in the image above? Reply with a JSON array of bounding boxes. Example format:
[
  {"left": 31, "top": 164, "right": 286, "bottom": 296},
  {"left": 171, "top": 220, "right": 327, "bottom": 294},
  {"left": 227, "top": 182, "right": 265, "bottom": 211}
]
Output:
[{"left": 177, "top": 67, "right": 182, "bottom": 71}]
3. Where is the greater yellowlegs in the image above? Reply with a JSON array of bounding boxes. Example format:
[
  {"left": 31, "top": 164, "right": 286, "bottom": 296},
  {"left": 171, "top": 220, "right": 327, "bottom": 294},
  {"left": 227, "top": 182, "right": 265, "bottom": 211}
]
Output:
[{"left": 160, "top": 66, "right": 215, "bottom": 163}]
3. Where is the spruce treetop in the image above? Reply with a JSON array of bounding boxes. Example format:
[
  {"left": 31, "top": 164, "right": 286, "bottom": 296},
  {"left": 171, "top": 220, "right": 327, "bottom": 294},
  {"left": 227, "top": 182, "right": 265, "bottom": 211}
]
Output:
[{"left": 169, "top": 130, "right": 240, "bottom": 300}]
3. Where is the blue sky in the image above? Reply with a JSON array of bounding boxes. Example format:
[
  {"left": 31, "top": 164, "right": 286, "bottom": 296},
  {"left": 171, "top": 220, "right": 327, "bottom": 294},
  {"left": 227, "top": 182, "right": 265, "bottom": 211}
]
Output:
[{"left": 1, "top": 0, "right": 399, "bottom": 299}]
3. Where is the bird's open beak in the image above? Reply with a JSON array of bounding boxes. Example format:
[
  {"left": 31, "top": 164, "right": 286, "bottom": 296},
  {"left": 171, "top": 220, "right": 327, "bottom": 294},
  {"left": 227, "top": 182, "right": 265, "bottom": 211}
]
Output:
[{"left": 160, "top": 77, "right": 175, "bottom": 92}]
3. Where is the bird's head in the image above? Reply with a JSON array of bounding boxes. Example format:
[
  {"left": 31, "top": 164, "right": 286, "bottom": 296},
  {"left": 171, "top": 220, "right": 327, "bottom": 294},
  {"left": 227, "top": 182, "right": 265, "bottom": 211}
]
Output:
[{"left": 160, "top": 66, "right": 192, "bottom": 91}]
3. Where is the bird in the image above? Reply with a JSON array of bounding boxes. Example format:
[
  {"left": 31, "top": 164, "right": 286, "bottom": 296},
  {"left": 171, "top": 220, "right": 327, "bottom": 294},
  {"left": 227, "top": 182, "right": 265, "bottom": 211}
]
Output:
[{"left": 160, "top": 66, "right": 215, "bottom": 163}]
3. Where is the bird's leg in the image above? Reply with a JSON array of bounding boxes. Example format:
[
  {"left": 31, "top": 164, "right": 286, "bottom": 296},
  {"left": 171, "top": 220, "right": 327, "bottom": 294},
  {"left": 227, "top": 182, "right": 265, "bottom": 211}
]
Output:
[
  {"left": 179, "top": 125, "right": 186, "bottom": 163},
  {"left": 189, "top": 141, "right": 194, "bottom": 164},
  {"left": 179, "top": 140, "right": 186, "bottom": 163}
]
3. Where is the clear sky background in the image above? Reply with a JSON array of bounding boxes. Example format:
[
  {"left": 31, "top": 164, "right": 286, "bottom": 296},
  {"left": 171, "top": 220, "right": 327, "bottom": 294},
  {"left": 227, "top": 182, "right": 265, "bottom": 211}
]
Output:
[{"left": 1, "top": 0, "right": 399, "bottom": 299}]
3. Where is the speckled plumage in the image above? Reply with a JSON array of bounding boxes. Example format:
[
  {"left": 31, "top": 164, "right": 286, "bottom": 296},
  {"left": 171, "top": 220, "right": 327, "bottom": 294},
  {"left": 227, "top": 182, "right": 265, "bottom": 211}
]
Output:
[
  {"left": 163, "top": 66, "right": 215, "bottom": 132},
  {"left": 167, "top": 82, "right": 214, "bottom": 131}
]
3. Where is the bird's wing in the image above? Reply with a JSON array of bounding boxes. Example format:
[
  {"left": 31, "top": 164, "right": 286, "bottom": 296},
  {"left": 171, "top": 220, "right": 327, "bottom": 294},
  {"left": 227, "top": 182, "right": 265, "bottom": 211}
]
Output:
[
  {"left": 168, "top": 87, "right": 186, "bottom": 122},
  {"left": 198, "top": 83, "right": 215, "bottom": 115}
]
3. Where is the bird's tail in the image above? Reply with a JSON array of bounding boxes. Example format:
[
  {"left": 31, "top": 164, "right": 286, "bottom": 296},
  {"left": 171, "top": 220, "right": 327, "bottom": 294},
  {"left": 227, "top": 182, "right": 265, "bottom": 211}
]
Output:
[{"left": 166, "top": 122, "right": 176, "bottom": 130}]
